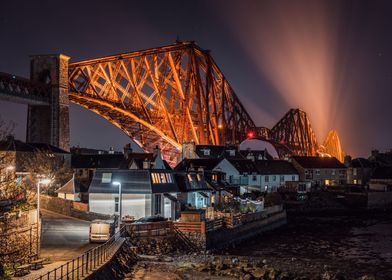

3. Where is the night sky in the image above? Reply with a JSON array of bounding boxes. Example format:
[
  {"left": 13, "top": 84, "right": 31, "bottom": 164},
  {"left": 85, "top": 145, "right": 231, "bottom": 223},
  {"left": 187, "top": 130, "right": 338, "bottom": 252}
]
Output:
[{"left": 0, "top": 0, "right": 391, "bottom": 157}]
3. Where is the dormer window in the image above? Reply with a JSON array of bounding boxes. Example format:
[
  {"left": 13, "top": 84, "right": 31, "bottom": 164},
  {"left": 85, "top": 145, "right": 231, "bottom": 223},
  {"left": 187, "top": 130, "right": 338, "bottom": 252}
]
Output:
[
  {"left": 101, "top": 173, "right": 112, "bottom": 183},
  {"left": 202, "top": 149, "right": 210, "bottom": 156},
  {"left": 229, "top": 150, "right": 235, "bottom": 156}
]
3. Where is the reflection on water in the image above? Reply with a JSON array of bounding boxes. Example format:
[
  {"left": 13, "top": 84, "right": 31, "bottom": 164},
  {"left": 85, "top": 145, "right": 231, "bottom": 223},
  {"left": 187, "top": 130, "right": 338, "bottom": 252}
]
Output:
[{"left": 227, "top": 213, "right": 392, "bottom": 279}]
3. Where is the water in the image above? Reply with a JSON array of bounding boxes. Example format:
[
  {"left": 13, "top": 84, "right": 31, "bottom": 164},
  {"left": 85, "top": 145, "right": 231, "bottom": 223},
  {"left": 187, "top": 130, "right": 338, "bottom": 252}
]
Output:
[{"left": 227, "top": 212, "right": 392, "bottom": 279}]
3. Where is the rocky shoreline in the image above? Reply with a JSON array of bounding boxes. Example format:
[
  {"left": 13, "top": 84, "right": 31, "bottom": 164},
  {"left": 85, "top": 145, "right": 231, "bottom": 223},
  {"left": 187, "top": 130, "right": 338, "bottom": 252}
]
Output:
[{"left": 124, "top": 254, "right": 380, "bottom": 280}]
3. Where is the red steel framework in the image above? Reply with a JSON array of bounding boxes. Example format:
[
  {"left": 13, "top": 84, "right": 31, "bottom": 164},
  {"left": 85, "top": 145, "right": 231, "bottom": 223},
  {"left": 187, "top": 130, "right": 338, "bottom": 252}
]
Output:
[
  {"left": 0, "top": 42, "right": 345, "bottom": 163},
  {"left": 68, "top": 41, "right": 256, "bottom": 163}
]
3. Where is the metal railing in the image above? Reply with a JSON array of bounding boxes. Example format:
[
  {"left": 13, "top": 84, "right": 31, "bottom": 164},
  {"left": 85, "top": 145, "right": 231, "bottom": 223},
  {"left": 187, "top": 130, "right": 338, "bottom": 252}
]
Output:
[{"left": 35, "top": 227, "right": 126, "bottom": 280}]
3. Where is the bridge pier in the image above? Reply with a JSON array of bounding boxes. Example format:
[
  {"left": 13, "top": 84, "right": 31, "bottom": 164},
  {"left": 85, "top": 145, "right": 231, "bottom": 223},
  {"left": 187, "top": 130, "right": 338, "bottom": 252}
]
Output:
[{"left": 27, "top": 54, "right": 70, "bottom": 151}]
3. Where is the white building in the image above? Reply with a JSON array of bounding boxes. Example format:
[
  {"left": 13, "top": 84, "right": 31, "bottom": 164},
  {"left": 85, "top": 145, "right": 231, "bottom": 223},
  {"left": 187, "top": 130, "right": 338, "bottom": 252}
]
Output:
[
  {"left": 88, "top": 169, "right": 179, "bottom": 220},
  {"left": 254, "top": 160, "right": 299, "bottom": 192}
]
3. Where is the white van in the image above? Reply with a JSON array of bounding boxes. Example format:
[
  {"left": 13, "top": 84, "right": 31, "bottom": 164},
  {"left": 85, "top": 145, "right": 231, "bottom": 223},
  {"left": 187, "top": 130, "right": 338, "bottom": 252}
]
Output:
[{"left": 89, "top": 220, "right": 114, "bottom": 243}]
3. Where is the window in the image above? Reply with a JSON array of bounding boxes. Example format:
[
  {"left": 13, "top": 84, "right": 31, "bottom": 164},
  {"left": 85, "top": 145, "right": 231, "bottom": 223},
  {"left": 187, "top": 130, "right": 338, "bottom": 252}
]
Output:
[
  {"left": 265, "top": 176, "right": 269, "bottom": 182},
  {"left": 315, "top": 169, "right": 320, "bottom": 176},
  {"left": 203, "top": 149, "right": 210, "bottom": 156},
  {"left": 154, "top": 194, "right": 162, "bottom": 215},
  {"left": 160, "top": 173, "right": 167, "bottom": 183},
  {"left": 331, "top": 169, "right": 336, "bottom": 176},
  {"left": 353, "top": 179, "right": 357, "bottom": 184},
  {"left": 280, "top": 175, "right": 284, "bottom": 182},
  {"left": 273, "top": 175, "right": 276, "bottom": 181},
  {"left": 292, "top": 175, "right": 296, "bottom": 181},
  {"left": 166, "top": 173, "right": 172, "bottom": 183},
  {"left": 353, "top": 168, "right": 357, "bottom": 176},
  {"left": 102, "top": 173, "right": 112, "bottom": 183},
  {"left": 252, "top": 175, "right": 257, "bottom": 181},
  {"left": 114, "top": 197, "right": 119, "bottom": 212}
]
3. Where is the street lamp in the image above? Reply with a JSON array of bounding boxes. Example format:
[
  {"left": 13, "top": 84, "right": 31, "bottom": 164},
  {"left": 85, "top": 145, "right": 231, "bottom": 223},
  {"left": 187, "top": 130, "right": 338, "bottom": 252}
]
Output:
[
  {"left": 36, "top": 177, "right": 51, "bottom": 257},
  {"left": 112, "top": 181, "right": 122, "bottom": 230}
]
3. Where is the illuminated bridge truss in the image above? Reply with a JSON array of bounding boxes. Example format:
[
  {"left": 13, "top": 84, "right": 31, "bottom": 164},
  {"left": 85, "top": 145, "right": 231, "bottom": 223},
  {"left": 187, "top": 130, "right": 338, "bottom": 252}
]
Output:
[
  {"left": 0, "top": 42, "right": 345, "bottom": 163},
  {"left": 68, "top": 42, "right": 255, "bottom": 163}
]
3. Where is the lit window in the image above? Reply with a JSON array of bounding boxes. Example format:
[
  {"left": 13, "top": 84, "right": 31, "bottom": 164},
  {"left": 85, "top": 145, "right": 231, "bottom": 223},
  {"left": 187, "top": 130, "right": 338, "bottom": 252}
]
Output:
[
  {"left": 160, "top": 173, "right": 167, "bottom": 183},
  {"left": 353, "top": 179, "right": 357, "bottom": 184},
  {"left": 102, "top": 173, "right": 112, "bottom": 183},
  {"left": 166, "top": 173, "right": 172, "bottom": 183},
  {"left": 325, "top": 179, "right": 330, "bottom": 186}
]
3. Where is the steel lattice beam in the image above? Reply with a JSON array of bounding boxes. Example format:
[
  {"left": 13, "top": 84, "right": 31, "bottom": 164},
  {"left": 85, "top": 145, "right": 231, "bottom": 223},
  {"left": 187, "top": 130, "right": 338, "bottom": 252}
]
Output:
[{"left": 68, "top": 41, "right": 256, "bottom": 163}]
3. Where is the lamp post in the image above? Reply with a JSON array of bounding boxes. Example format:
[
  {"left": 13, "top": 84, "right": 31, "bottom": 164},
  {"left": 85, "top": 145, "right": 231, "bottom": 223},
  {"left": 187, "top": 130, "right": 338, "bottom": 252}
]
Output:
[
  {"left": 36, "top": 178, "right": 51, "bottom": 257},
  {"left": 112, "top": 181, "right": 122, "bottom": 230}
]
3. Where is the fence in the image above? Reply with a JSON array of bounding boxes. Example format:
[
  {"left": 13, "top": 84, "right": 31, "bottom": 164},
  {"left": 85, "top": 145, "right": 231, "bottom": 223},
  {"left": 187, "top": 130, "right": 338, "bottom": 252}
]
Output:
[
  {"left": 35, "top": 228, "right": 126, "bottom": 280},
  {"left": 125, "top": 221, "right": 172, "bottom": 237}
]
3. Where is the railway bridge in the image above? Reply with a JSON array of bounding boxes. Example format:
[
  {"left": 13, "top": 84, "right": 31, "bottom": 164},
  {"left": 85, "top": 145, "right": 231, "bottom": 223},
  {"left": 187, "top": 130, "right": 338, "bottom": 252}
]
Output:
[{"left": 0, "top": 41, "right": 344, "bottom": 164}]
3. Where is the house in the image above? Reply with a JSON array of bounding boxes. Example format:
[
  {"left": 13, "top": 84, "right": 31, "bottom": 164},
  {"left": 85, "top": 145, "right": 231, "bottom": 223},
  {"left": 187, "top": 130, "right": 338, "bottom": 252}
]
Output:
[
  {"left": 181, "top": 142, "right": 244, "bottom": 160},
  {"left": 345, "top": 157, "right": 374, "bottom": 186},
  {"left": 71, "top": 144, "right": 169, "bottom": 192},
  {"left": 254, "top": 160, "right": 299, "bottom": 192},
  {"left": 55, "top": 176, "right": 89, "bottom": 201},
  {"left": 88, "top": 169, "right": 180, "bottom": 220},
  {"left": 368, "top": 149, "right": 392, "bottom": 167},
  {"left": 368, "top": 166, "right": 392, "bottom": 191},
  {"left": 240, "top": 149, "right": 273, "bottom": 161},
  {"left": 174, "top": 171, "right": 214, "bottom": 209},
  {"left": 0, "top": 135, "right": 70, "bottom": 184},
  {"left": 291, "top": 156, "right": 347, "bottom": 187}
]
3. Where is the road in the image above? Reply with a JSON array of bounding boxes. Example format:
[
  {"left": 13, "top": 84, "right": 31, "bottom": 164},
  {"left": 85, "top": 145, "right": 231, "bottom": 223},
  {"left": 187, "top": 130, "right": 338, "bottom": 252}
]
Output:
[{"left": 40, "top": 210, "right": 97, "bottom": 261}]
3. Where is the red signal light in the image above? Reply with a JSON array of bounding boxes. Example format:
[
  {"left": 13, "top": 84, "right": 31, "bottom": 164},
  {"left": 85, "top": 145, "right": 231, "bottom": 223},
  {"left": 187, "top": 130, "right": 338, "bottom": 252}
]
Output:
[{"left": 247, "top": 131, "right": 254, "bottom": 138}]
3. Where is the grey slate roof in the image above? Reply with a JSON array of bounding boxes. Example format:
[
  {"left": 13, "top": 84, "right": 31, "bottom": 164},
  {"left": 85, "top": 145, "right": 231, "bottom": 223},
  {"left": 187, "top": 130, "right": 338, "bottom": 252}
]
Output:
[
  {"left": 255, "top": 160, "right": 298, "bottom": 175},
  {"left": 292, "top": 156, "right": 346, "bottom": 169},
  {"left": 89, "top": 169, "right": 179, "bottom": 194}
]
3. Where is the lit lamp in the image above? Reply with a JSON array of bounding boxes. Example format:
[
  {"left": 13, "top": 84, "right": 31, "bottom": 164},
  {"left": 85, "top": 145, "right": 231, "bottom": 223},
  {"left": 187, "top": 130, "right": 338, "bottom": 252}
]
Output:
[
  {"left": 36, "top": 177, "right": 51, "bottom": 257},
  {"left": 112, "top": 181, "right": 122, "bottom": 230}
]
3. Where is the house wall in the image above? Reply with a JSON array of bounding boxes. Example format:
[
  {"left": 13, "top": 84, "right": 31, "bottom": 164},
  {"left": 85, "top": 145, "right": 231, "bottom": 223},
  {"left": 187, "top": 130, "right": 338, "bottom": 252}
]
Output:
[
  {"left": 89, "top": 193, "right": 152, "bottom": 219},
  {"left": 58, "top": 192, "right": 76, "bottom": 201},
  {"left": 259, "top": 174, "right": 299, "bottom": 192}
]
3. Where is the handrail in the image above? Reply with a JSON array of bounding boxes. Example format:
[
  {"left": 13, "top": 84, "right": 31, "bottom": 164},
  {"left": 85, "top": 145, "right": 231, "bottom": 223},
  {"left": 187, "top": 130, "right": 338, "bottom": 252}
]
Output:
[{"left": 35, "top": 227, "right": 126, "bottom": 280}]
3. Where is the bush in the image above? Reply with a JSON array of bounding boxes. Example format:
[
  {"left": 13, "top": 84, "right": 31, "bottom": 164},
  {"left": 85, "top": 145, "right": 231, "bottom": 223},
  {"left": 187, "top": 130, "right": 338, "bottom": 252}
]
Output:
[{"left": 264, "top": 192, "right": 283, "bottom": 207}]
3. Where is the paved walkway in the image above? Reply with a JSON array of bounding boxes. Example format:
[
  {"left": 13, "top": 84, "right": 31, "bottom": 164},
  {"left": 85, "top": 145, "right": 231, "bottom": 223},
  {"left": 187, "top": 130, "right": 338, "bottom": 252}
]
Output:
[{"left": 11, "top": 261, "right": 66, "bottom": 280}]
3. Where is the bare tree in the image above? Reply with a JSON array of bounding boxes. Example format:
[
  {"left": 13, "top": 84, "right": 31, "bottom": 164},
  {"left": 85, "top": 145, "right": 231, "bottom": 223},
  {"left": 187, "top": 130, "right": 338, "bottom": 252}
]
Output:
[{"left": 23, "top": 150, "right": 73, "bottom": 195}]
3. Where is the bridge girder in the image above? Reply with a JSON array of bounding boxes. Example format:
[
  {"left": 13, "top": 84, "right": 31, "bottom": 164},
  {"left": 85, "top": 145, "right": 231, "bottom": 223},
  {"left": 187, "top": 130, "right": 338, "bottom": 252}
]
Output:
[{"left": 68, "top": 41, "right": 256, "bottom": 162}]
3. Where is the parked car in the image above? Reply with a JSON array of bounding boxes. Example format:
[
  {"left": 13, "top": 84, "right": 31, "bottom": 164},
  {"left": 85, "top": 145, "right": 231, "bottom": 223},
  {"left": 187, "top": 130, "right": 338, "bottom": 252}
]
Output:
[
  {"left": 89, "top": 219, "right": 115, "bottom": 243},
  {"left": 133, "top": 215, "right": 167, "bottom": 224}
]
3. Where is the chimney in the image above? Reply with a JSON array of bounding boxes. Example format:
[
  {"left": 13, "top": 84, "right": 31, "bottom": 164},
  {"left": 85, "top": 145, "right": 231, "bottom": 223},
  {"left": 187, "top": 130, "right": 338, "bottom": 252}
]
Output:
[
  {"left": 344, "top": 155, "right": 352, "bottom": 167},
  {"left": 153, "top": 145, "right": 162, "bottom": 160},
  {"left": 123, "top": 143, "right": 133, "bottom": 159},
  {"left": 143, "top": 159, "right": 150, "bottom": 169}
]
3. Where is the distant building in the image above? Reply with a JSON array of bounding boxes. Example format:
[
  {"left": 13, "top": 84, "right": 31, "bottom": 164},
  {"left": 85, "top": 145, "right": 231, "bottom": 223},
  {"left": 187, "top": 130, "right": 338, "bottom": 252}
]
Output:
[
  {"left": 240, "top": 149, "right": 273, "bottom": 161},
  {"left": 254, "top": 160, "right": 299, "bottom": 192},
  {"left": 345, "top": 157, "right": 374, "bottom": 186},
  {"left": 291, "top": 156, "right": 347, "bottom": 187},
  {"left": 0, "top": 135, "right": 70, "bottom": 183},
  {"left": 369, "top": 149, "right": 392, "bottom": 167},
  {"left": 55, "top": 176, "right": 89, "bottom": 202},
  {"left": 368, "top": 166, "right": 392, "bottom": 191}
]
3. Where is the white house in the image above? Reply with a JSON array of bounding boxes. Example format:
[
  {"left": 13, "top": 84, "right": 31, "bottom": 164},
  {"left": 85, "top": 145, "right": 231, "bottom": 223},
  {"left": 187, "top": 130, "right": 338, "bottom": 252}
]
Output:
[
  {"left": 254, "top": 160, "right": 299, "bottom": 192},
  {"left": 88, "top": 169, "right": 179, "bottom": 220}
]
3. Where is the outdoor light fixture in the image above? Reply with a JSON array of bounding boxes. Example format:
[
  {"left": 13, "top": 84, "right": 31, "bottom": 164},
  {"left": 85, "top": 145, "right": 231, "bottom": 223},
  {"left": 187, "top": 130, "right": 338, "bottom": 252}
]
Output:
[
  {"left": 36, "top": 177, "right": 52, "bottom": 257},
  {"left": 112, "top": 181, "right": 122, "bottom": 230}
]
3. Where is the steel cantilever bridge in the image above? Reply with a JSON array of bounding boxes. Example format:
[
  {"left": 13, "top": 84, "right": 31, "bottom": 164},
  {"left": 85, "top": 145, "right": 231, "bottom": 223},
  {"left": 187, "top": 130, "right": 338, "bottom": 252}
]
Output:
[{"left": 0, "top": 41, "right": 344, "bottom": 164}]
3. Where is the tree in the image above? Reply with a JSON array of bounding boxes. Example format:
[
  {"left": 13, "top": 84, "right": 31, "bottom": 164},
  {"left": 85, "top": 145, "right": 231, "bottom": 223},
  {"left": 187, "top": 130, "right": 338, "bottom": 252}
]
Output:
[{"left": 23, "top": 150, "right": 73, "bottom": 195}]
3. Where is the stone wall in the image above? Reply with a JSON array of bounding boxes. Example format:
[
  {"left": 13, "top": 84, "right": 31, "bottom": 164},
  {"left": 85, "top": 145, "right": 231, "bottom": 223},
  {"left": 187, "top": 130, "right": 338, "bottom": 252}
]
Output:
[
  {"left": 84, "top": 239, "right": 137, "bottom": 280},
  {"left": 368, "top": 191, "right": 392, "bottom": 209},
  {"left": 0, "top": 209, "right": 39, "bottom": 266},
  {"left": 40, "top": 195, "right": 111, "bottom": 221},
  {"left": 205, "top": 211, "right": 287, "bottom": 250}
]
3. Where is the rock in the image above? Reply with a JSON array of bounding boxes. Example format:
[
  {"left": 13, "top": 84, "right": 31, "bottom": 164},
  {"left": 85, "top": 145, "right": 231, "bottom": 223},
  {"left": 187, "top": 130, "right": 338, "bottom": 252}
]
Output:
[
  {"left": 359, "top": 276, "right": 376, "bottom": 280},
  {"left": 241, "top": 273, "right": 254, "bottom": 280},
  {"left": 321, "top": 271, "right": 333, "bottom": 280},
  {"left": 252, "top": 267, "right": 266, "bottom": 279}
]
